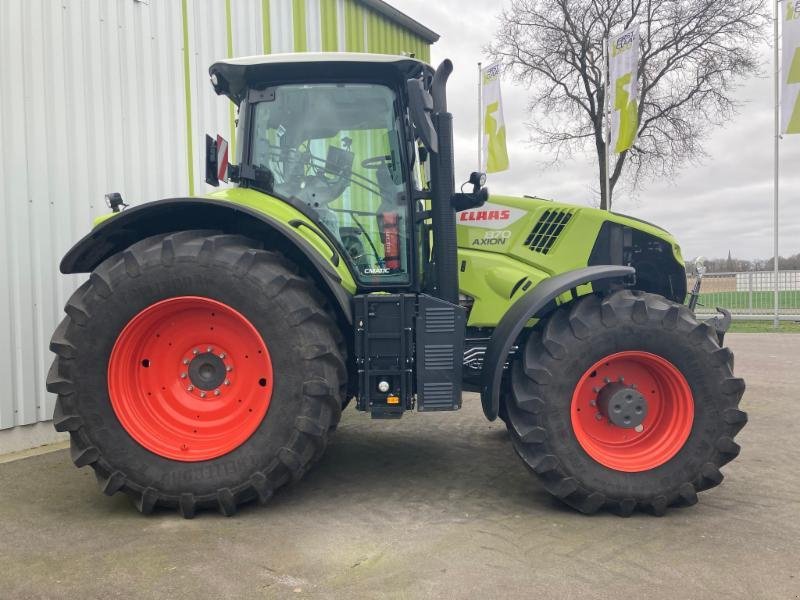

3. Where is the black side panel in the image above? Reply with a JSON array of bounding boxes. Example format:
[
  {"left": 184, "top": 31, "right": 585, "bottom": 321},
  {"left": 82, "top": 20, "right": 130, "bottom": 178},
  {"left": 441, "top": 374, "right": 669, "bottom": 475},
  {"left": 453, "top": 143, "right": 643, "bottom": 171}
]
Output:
[
  {"left": 416, "top": 295, "right": 466, "bottom": 412},
  {"left": 354, "top": 294, "right": 415, "bottom": 418}
]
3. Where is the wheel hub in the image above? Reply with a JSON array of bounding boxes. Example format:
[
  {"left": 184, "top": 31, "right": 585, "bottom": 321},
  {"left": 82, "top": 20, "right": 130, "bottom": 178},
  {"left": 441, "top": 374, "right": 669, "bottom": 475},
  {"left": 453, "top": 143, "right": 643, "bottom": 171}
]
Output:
[
  {"left": 188, "top": 351, "right": 227, "bottom": 391},
  {"left": 597, "top": 382, "right": 648, "bottom": 429}
]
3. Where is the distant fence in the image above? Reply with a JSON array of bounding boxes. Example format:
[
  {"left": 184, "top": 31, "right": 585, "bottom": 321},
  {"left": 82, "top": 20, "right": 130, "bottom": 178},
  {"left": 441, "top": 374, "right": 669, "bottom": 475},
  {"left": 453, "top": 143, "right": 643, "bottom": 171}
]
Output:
[{"left": 686, "top": 271, "right": 800, "bottom": 320}]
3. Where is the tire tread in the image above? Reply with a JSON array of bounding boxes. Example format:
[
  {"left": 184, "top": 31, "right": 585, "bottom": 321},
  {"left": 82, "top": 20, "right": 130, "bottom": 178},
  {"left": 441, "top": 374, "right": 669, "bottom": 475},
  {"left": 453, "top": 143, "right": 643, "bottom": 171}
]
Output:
[
  {"left": 506, "top": 290, "right": 746, "bottom": 516},
  {"left": 48, "top": 230, "right": 346, "bottom": 517}
]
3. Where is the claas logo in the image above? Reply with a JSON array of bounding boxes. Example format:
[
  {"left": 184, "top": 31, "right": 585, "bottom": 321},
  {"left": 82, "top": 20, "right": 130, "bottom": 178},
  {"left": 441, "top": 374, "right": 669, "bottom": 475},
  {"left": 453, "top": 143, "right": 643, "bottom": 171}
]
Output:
[
  {"left": 612, "top": 31, "right": 635, "bottom": 56},
  {"left": 483, "top": 63, "right": 502, "bottom": 84},
  {"left": 459, "top": 209, "right": 512, "bottom": 222}
]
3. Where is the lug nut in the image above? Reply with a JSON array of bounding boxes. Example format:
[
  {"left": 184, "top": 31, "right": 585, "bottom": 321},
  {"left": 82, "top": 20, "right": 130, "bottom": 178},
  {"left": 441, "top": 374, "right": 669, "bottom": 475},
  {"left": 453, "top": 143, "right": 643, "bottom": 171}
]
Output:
[
  {"left": 589, "top": 400, "right": 596, "bottom": 407},
  {"left": 224, "top": 379, "right": 230, "bottom": 386},
  {"left": 180, "top": 373, "right": 187, "bottom": 379},
  {"left": 593, "top": 386, "right": 601, "bottom": 393},
  {"left": 634, "top": 424, "right": 644, "bottom": 433},
  {"left": 595, "top": 413, "right": 603, "bottom": 421},
  {"left": 192, "top": 348, "right": 199, "bottom": 355},
  {"left": 226, "top": 366, "right": 233, "bottom": 372},
  {"left": 618, "top": 376, "right": 625, "bottom": 383},
  {"left": 182, "top": 359, "right": 190, "bottom": 365},
  {"left": 604, "top": 377, "right": 611, "bottom": 384},
  {"left": 206, "top": 347, "right": 213, "bottom": 352},
  {"left": 219, "top": 353, "right": 226, "bottom": 359},
  {"left": 200, "top": 391, "right": 206, "bottom": 398},
  {"left": 187, "top": 385, "right": 194, "bottom": 392},
  {"left": 214, "top": 389, "right": 220, "bottom": 396}
]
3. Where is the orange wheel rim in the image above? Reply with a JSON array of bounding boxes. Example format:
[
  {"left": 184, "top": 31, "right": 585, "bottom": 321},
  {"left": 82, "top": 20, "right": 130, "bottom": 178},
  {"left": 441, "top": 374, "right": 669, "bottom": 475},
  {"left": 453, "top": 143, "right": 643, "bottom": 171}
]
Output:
[
  {"left": 570, "top": 351, "right": 694, "bottom": 472},
  {"left": 108, "top": 296, "right": 273, "bottom": 461}
]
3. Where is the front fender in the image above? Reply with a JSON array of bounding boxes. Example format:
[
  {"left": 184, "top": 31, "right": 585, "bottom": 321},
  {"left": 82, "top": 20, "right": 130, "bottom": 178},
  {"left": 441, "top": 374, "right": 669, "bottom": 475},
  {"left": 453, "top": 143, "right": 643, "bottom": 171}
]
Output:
[
  {"left": 480, "top": 265, "right": 635, "bottom": 421},
  {"left": 61, "top": 198, "right": 353, "bottom": 324}
]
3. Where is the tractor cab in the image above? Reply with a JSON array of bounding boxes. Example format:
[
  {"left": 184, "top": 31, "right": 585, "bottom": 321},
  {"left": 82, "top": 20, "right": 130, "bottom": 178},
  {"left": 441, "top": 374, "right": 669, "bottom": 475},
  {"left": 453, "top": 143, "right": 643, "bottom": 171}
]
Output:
[{"left": 208, "top": 53, "right": 442, "bottom": 290}]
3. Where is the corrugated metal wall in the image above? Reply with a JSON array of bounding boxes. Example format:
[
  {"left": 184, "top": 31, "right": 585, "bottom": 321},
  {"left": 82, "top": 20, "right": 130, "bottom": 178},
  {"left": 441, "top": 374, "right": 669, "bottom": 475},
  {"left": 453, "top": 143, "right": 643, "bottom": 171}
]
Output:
[{"left": 0, "top": 0, "right": 432, "bottom": 433}]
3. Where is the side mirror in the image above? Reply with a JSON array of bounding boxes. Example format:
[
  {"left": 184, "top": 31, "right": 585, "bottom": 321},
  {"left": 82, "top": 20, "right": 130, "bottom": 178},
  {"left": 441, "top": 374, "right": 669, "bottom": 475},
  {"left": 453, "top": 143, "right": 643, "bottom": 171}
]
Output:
[
  {"left": 205, "top": 134, "right": 229, "bottom": 187},
  {"left": 406, "top": 79, "right": 438, "bottom": 154}
]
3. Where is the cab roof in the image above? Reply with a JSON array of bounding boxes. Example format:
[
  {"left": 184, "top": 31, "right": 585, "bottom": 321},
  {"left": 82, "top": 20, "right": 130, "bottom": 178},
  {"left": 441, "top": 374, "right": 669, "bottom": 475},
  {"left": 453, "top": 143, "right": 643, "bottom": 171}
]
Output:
[{"left": 209, "top": 52, "right": 434, "bottom": 103}]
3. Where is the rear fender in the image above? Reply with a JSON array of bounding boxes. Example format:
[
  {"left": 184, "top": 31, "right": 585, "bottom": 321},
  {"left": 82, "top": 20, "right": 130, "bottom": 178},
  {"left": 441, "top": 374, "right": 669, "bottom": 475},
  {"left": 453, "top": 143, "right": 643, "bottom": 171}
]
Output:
[{"left": 61, "top": 198, "right": 353, "bottom": 325}]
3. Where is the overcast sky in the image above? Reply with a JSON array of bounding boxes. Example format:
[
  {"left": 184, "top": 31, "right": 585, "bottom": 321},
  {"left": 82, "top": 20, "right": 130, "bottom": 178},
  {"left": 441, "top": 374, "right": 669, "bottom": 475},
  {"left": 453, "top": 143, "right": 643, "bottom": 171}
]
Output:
[{"left": 396, "top": 0, "right": 798, "bottom": 260}]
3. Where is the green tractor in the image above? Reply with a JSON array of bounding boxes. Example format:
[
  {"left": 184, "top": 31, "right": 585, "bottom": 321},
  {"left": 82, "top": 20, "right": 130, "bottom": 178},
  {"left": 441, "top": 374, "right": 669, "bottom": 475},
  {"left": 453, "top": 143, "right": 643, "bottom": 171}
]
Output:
[{"left": 47, "top": 53, "right": 746, "bottom": 517}]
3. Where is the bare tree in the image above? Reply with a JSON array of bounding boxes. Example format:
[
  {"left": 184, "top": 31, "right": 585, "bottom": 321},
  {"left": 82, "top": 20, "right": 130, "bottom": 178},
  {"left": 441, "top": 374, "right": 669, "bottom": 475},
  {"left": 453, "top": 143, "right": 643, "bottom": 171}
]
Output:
[{"left": 489, "top": 0, "right": 769, "bottom": 209}]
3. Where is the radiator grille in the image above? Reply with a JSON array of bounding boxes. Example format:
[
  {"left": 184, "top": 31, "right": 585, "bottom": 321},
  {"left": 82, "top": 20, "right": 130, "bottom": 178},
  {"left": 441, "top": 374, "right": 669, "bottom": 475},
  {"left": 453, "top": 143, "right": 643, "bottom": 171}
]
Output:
[{"left": 525, "top": 210, "right": 573, "bottom": 254}]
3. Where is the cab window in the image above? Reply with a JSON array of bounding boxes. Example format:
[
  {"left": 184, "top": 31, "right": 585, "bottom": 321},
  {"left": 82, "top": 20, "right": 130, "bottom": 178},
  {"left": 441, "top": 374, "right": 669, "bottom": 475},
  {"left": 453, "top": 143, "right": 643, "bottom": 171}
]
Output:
[{"left": 249, "top": 83, "right": 410, "bottom": 285}]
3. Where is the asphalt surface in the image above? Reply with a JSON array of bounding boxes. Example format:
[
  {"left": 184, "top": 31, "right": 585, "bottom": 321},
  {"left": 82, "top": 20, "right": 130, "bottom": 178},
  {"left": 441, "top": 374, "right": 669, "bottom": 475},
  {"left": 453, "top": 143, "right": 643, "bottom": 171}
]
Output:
[{"left": 1, "top": 333, "right": 798, "bottom": 600}]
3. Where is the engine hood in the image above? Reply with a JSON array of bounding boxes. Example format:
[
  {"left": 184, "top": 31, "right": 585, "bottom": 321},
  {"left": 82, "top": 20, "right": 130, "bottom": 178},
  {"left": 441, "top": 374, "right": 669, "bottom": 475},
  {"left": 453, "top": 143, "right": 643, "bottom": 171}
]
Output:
[{"left": 455, "top": 194, "right": 683, "bottom": 275}]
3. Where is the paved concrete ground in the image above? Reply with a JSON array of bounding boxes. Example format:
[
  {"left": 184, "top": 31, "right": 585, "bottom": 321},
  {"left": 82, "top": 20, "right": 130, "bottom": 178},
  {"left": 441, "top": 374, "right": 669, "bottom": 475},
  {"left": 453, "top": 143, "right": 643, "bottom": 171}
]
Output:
[{"left": 1, "top": 333, "right": 798, "bottom": 600}]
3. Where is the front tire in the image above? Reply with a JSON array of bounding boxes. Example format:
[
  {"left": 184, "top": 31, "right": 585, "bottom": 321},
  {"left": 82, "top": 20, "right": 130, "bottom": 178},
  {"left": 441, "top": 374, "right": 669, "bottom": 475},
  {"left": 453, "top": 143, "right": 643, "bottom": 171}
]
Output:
[
  {"left": 47, "top": 231, "right": 346, "bottom": 517},
  {"left": 505, "top": 290, "right": 747, "bottom": 516}
]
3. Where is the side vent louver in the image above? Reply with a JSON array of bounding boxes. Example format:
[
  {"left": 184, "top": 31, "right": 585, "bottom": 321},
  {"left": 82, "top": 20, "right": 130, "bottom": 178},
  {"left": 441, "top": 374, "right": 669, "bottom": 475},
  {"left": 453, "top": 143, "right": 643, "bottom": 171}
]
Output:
[
  {"left": 424, "top": 307, "right": 456, "bottom": 332},
  {"left": 415, "top": 295, "right": 466, "bottom": 412},
  {"left": 525, "top": 210, "right": 574, "bottom": 254}
]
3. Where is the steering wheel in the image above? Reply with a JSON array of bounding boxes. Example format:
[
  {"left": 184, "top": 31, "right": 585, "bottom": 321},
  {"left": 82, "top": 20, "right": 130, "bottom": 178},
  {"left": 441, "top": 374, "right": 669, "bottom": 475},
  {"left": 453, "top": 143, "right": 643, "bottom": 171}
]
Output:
[{"left": 361, "top": 155, "right": 391, "bottom": 170}]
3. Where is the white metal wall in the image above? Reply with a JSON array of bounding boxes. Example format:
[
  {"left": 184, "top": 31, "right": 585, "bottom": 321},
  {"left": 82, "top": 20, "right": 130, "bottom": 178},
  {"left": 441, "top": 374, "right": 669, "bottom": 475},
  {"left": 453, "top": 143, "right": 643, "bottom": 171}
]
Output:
[
  {"left": 0, "top": 0, "right": 191, "bottom": 429},
  {"left": 0, "top": 0, "right": 433, "bottom": 432}
]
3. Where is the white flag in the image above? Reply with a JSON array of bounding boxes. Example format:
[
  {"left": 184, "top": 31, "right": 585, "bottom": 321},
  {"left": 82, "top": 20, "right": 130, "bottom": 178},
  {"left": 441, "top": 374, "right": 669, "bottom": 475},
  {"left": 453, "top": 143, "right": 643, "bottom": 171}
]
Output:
[
  {"left": 608, "top": 25, "right": 641, "bottom": 153},
  {"left": 481, "top": 63, "right": 510, "bottom": 173},
  {"left": 784, "top": 0, "right": 800, "bottom": 134}
]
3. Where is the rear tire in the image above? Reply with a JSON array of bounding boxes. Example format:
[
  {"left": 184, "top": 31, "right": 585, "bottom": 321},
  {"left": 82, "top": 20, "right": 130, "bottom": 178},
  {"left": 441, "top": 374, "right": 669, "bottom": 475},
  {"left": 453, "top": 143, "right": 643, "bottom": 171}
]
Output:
[
  {"left": 505, "top": 290, "right": 747, "bottom": 516},
  {"left": 47, "top": 230, "right": 346, "bottom": 517}
]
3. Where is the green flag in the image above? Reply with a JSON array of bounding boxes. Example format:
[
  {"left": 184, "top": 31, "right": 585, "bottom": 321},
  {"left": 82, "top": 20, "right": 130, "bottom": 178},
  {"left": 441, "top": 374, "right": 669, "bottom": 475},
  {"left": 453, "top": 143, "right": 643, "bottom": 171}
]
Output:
[
  {"left": 784, "top": 1, "right": 800, "bottom": 134},
  {"left": 481, "top": 63, "right": 510, "bottom": 173},
  {"left": 608, "top": 25, "right": 640, "bottom": 153}
]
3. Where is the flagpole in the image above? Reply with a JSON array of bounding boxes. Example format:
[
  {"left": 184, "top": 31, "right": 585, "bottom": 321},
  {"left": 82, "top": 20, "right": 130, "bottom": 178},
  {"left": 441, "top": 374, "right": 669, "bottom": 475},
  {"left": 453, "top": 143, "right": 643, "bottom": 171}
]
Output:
[
  {"left": 478, "top": 61, "right": 483, "bottom": 172},
  {"left": 773, "top": 0, "right": 780, "bottom": 329},
  {"left": 603, "top": 38, "right": 612, "bottom": 211}
]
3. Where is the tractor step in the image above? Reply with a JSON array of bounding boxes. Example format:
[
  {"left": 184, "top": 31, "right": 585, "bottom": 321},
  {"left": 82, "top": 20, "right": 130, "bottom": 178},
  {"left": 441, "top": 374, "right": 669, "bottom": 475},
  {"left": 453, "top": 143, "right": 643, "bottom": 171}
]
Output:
[{"left": 369, "top": 404, "right": 405, "bottom": 419}]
